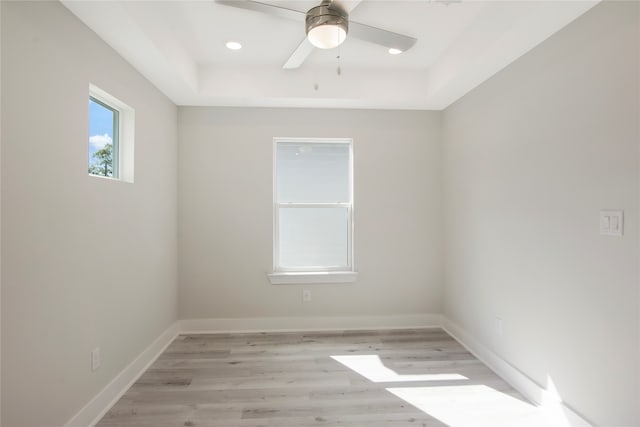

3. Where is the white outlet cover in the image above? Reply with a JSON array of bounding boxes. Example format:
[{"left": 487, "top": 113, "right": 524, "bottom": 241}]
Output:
[
  {"left": 91, "top": 348, "right": 101, "bottom": 371},
  {"left": 495, "top": 317, "right": 503, "bottom": 337}
]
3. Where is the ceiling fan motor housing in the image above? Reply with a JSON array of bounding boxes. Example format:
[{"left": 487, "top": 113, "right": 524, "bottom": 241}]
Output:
[{"left": 305, "top": 3, "right": 349, "bottom": 49}]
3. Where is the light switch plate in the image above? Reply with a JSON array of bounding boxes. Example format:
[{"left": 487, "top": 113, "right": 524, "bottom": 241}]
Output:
[{"left": 600, "top": 210, "right": 623, "bottom": 236}]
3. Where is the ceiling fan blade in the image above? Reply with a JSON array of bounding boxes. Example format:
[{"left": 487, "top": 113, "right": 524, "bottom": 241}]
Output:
[
  {"left": 283, "top": 38, "right": 315, "bottom": 69},
  {"left": 349, "top": 21, "right": 417, "bottom": 52},
  {"left": 342, "top": 0, "right": 363, "bottom": 13},
  {"left": 214, "top": 0, "right": 304, "bottom": 22}
]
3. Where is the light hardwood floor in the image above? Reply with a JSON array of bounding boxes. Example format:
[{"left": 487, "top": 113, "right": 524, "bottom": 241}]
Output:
[{"left": 96, "top": 328, "right": 536, "bottom": 427}]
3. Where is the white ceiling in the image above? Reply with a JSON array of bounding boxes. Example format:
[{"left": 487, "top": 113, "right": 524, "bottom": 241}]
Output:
[{"left": 61, "top": 0, "right": 599, "bottom": 110}]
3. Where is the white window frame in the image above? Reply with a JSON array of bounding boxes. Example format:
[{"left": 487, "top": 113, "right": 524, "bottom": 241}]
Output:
[
  {"left": 269, "top": 137, "right": 357, "bottom": 285},
  {"left": 88, "top": 84, "right": 135, "bottom": 183}
]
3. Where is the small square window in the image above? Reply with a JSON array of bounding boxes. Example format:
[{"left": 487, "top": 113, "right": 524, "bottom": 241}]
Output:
[{"left": 88, "top": 85, "right": 135, "bottom": 182}]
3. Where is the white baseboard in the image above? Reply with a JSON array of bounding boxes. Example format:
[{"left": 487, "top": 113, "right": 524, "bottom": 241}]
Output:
[
  {"left": 64, "top": 322, "right": 181, "bottom": 427},
  {"left": 180, "top": 313, "right": 443, "bottom": 333},
  {"left": 440, "top": 316, "right": 593, "bottom": 427}
]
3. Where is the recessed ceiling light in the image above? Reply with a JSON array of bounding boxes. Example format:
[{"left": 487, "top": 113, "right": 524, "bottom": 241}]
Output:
[
  {"left": 226, "top": 41, "right": 242, "bottom": 51},
  {"left": 388, "top": 48, "right": 403, "bottom": 55}
]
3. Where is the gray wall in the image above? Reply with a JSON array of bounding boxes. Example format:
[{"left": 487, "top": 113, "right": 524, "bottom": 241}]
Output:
[
  {"left": 1, "top": 2, "right": 178, "bottom": 426},
  {"left": 442, "top": 2, "right": 639, "bottom": 426},
  {"left": 178, "top": 107, "right": 442, "bottom": 320}
]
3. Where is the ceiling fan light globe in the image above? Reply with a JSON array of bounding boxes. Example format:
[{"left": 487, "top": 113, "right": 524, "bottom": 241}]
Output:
[
  {"left": 308, "top": 25, "right": 347, "bottom": 49},
  {"left": 305, "top": 3, "right": 349, "bottom": 50},
  {"left": 226, "top": 41, "right": 242, "bottom": 50}
]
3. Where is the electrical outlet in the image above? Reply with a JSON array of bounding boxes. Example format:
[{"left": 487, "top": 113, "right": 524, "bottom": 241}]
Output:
[
  {"left": 91, "top": 347, "right": 101, "bottom": 371},
  {"left": 303, "top": 289, "right": 311, "bottom": 302},
  {"left": 495, "top": 317, "right": 503, "bottom": 337}
]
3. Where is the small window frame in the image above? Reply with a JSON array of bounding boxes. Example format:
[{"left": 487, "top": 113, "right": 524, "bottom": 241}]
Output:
[{"left": 88, "top": 84, "right": 135, "bottom": 183}]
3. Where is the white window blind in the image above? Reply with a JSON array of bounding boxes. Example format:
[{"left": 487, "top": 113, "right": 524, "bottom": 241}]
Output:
[{"left": 274, "top": 138, "right": 353, "bottom": 272}]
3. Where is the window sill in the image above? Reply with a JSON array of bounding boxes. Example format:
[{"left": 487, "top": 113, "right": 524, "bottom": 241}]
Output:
[{"left": 268, "top": 271, "right": 358, "bottom": 285}]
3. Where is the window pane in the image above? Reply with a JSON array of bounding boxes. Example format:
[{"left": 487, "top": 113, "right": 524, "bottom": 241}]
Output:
[
  {"left": 277, "top": 142, "right": 350, "bottom": 203},
  {"left": 88, "top": 97, "right": 118, "bottom": 178},
  {"left": 279, "top": 207, "right": 349, "bottom": 268}
]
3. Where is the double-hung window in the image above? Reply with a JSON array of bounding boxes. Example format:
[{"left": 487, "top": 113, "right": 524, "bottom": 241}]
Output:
[{"left": 270, "top": 138, "right": 356, "bottom": 284}]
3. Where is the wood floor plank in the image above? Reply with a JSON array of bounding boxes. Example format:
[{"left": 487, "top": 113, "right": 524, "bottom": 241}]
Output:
[{"left": 96, "top": 328, "right": 530, "bottom": 427}]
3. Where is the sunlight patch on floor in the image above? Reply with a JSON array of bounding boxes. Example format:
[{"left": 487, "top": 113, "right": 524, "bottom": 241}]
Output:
[
  {"left": 330, "top": 353, "right": 587, "bottom": 427},
  {"left": 387, "top": 385, "right": 568, "bottom": 427},
  {"left": 331, "top": 354, "right": 468, "bottom": 383}
]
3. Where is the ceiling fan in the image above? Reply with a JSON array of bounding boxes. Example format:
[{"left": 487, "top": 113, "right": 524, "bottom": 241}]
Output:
[{"left": 215, "top": 0, "right": 418, "bottom": 69}]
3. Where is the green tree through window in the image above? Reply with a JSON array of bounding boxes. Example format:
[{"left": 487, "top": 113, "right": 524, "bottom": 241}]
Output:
[
  {"left": 88, "top": 94, "right": 119, "bottom": 178},
  {"left": 88, "top": 143, "right": 113, "bottom": 177}
]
